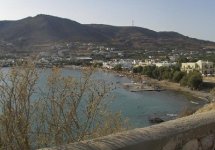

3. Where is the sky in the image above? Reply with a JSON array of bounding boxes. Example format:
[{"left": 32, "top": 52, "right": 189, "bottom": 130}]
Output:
[{"left": 0, "top": 0, "right": 214, "bottom": 42}]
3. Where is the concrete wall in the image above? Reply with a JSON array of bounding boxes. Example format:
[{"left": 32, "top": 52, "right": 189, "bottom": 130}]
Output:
[{"left": 41, "top": 110, "right": 215, "bottom": 150}]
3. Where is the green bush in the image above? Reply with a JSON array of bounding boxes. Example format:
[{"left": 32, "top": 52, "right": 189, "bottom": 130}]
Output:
[
  {"left": 113, "top": 64, "right": 122, "bottom": 71},
  {"left": 93, "top": 62, "right": 103, "bottom": 68},
  {"left": 142, "top": 65, "right": 156, "bottom": 77},
  {"left": 133, "top": 66, "right": 143, "bottom": 73},
  {"left": 187, "top": 71, "right": 202, "bottom": 90},
  {"left": 180, "top": 71, "right": 202, "bottom": 90},
  {"left": 172, "top": 71, "right": 186, "bottom": 83},
  {"left": 141, "top": 65, "right": 202, "bottom": 90},
  {"left": 180, "top": 75, "right": 189, "bottom": 86},
  {"left": 142, "top": 66, "right": 176, "bottom": 81}
]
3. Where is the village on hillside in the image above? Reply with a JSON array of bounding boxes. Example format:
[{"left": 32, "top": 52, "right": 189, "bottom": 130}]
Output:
[{"left": 0, "top": 42, "right": 215, "bottom": 77}]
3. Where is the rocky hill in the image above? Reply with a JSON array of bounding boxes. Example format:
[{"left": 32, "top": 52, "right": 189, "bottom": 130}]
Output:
[{"left": 0, "top": 14, "right": 215, "bottom": 53}]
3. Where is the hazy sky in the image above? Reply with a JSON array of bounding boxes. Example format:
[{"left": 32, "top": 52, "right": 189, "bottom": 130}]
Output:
[{"left": 0, "top": 0, "right": 214, "bottom": 41}]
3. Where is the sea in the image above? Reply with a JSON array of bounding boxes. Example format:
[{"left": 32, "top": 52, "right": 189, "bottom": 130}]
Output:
[{"left": 1, "top": 67, "right": 206, "bottom": 128}]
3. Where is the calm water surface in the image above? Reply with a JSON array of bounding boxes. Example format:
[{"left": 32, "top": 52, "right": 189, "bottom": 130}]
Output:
[
  {"left": 56, "top": 68, "right": 204, "bottom": 128},
  {"left": 2, "top": 67, "right": 204, "bottom": 128}
]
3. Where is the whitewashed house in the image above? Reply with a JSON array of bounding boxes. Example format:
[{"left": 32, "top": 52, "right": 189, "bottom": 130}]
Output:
[{"left": 181, "top": 60, "right": 214, "bottom": 75}]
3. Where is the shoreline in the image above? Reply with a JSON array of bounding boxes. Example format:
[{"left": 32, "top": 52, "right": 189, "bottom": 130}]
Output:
[
  {"left": 107, "top": 69, "right": 212, "bottom": 102},
  {"left": 156, "top": 80, "right": 212, "bottom": 102},
  {"left": 63, "top": 66, "right": 213, "bottom": 103}
]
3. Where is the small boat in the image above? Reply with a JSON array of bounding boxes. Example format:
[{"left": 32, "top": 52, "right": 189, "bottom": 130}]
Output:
[
  {"left": 166, "top": 113, "right": 178, "bottom": 117},
  {"left": 190, "top": 101, "right": 199, "bottom": 105}
]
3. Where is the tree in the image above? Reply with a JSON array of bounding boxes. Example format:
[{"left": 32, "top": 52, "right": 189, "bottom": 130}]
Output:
[
  {"left": 113, "top": 64, "right": 122, "bottom": 71},
  {"left": 180, "top": 71, "right": 202, "bottom": 90},
  {"left": 187, "top": 71, "right": 202, "bottom": 90},
  {"left": 0, "top": 63, "right": 126, "bottom": 149},
  {"left": 177, "top": 57, "right": 189, "bottom": 65},
  {"left": 152, "top": 67, "right": 160, "bottom": 79},
  {"left": 161, "top": 70, "right": 171, "bottom": 80},
  {"left": 142, "top": 65, "right": 156, "bottom": 77},
  {"left": 132, "top": 66, "right": 143, "bottom": 73},
  {"left": 172, "top": 71, "right": 186, "bottom": 83},
  {"left": 180, "top": 75, "right": 189, "bottom": 87}
]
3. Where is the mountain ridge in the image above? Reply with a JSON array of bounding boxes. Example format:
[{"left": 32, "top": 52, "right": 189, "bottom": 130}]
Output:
[{"left": 0, "top": 14, "right": 215, "bottom": 53}]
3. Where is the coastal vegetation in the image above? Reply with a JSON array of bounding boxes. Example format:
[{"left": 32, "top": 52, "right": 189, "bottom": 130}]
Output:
[
  {"left": 180, "top": 71, "right": 203, "bottom": 90},
  {"left": 133, "top": 65, "right": 203, "bottom": 90},
  {"left": 0, "top": 63, "right": 126, "bottom": 149},
  {"left": 113, "top": 64, "right": 123, "bottom": 71}
]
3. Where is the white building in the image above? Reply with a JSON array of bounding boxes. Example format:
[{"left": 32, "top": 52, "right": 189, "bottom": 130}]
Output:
[
  {"left": 136, "top": 60, "right": 176, "bottom": 68},
  {"left": 155, "top": 61, "right": 177, "bottom": 68},
  {"left": 181, "top": 62, "right": 197, "bottom": 73},
  {"left": 181, "top": 60, "right": 214, "bottom": 75},
  {"left": 103, "top": 59, "right": 134, "bottom": 69},
  {"left": 196, "top": 60, "right": 214, "bottom": 75},
  {"left": 136, "top": 59, "right": 156, "bottom": 67}
]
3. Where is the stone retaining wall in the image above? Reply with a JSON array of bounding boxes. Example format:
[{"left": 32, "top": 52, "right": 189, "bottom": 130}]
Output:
[{"left": 41, "top": 110, "right": 215, "bottom": 150}]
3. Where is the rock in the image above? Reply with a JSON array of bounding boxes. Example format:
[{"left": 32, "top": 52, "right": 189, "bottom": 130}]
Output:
[
  {"left": 149, "top": 117, "right": 164, "bottom": 124},
  {"left": 182, "top": 139, "right": 199, "bottom": 150},
  {"left": 200, "top": 135, "right": 214, "bottom": 150}
]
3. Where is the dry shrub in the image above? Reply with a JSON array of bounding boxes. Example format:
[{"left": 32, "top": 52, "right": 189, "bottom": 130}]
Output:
[
  {"left": 0, "top": 63, "right": 126, "bottom": 149},
  {"left": 0, "top": 62, "right": 38, "bottom": 149}
]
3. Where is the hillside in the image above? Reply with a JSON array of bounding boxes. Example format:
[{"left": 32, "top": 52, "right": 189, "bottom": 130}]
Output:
[{"left": 0, "top": 14, "right": 215, "bottom": 53}]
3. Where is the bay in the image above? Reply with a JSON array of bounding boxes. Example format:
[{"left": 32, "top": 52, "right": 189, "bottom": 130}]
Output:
[
  {"left": 48, "top": 68, "right": 204, "bottom": 128},
  {"left": 1, "top": 67, "right": 205, "bottom": 128}
]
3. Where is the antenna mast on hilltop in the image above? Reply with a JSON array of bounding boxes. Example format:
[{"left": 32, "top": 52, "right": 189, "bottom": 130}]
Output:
[{"left": 132, "top": 20, "right": 134, "bottom": 26}]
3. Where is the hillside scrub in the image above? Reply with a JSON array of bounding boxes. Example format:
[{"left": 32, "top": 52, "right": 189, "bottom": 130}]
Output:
[{"left": 0, "top": 63, "right": 126, "bottom": 149}]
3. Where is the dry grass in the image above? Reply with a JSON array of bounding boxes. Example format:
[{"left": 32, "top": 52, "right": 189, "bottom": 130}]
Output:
[
  {"left": 195, "top": 88, "right": 215, "bottom": 114},
  {"left": 195, "top": 102, "right": 215, "bottom": 114}
]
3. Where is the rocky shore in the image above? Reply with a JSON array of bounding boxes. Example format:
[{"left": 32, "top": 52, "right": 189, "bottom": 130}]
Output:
[{"left": 110, "top": 69, "right": 213, "bottom": 102}]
